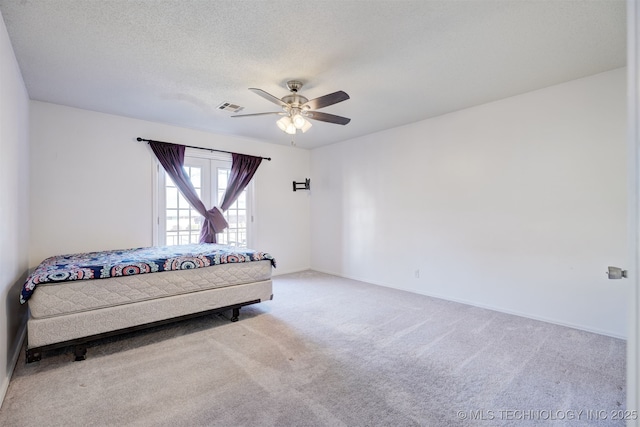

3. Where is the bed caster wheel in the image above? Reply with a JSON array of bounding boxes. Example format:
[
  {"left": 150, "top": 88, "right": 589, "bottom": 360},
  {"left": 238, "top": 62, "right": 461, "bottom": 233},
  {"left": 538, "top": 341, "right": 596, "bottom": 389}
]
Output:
[
  {"left": 74, "top": 346, "right": 87, "bottom": 361},
  {"left": 230, "top": 307, "right": 240, "bottom": 322},
  {"left": 26, "top": 349, "right": 41, "bottom": 363}
]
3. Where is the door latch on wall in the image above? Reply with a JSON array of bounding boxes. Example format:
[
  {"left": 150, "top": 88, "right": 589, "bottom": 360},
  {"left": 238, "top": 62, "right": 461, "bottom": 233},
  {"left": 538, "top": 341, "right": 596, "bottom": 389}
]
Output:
[{"left": 607, "top": 266, "right": 628, "bottom": 279}]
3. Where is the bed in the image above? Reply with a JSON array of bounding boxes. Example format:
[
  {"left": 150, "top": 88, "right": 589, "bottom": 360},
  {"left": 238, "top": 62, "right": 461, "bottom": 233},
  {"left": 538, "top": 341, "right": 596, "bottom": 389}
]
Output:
[{"left": 21, "top": 243, "right": 275, "bottom": 362}]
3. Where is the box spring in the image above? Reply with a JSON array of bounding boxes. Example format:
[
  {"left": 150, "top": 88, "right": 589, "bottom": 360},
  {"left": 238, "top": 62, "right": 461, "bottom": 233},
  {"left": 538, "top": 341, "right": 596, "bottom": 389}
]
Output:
[{"left": 26, "top": 260, "right": 273, "bottom": 354}]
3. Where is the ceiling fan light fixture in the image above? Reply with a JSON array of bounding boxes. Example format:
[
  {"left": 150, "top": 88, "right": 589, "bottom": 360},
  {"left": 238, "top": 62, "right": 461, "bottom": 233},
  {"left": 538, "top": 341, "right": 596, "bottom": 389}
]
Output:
[
  {"left": 292, "top": 113, "right": 306, "bottom": 129},
  {"left": 277, "top": 116, "right": 292, "bottom": 132},
  {"left": 300, "top": 120, "right": 313, "bottom": 133},
  {"left": 278, "top": 113, "right": 309, "bottom": 134},
  {"left": 285, "top": 123, "right": 297, "bottom": 135}
]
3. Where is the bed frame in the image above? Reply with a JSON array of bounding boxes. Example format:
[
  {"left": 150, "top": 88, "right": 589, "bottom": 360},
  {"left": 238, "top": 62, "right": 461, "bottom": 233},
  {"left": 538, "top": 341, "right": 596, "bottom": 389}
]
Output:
[{"left": 26, "top": 277, "right": 273, "bottom": 363}]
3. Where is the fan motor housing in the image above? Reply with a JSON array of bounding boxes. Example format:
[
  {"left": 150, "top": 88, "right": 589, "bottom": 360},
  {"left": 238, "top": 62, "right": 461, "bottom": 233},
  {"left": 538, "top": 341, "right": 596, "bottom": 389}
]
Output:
[{"left": 282, "top": 94, "right": 309, "bottom": 107}]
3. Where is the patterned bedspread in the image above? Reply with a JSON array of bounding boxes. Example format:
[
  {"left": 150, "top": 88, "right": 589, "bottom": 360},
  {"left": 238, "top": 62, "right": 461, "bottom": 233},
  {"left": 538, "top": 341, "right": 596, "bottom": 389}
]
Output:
[{"left": 21, "top": 244, "right": 276, "bottom": 304}]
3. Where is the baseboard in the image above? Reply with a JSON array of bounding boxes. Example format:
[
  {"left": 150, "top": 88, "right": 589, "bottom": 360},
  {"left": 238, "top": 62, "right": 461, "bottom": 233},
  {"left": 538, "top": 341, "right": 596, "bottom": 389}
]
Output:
[
  {"left": 309, "top": 268, "right": 626, "bottom": 340},
  {"left": 0, "top": 321, "right": 26, "bottom": 408}
]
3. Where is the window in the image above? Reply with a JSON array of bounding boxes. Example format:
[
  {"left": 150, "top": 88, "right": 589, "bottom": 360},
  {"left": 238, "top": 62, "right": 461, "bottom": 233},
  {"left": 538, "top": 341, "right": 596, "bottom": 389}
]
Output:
[{"left": 155, "top": 150, "right": 253, "bottom": 247}]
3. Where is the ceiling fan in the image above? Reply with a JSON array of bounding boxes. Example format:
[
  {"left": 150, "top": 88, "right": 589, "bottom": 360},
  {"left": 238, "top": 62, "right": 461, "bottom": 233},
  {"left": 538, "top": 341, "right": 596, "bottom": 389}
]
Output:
[{"left": 231, "top": 80, "right": 350, "bottom": 135}]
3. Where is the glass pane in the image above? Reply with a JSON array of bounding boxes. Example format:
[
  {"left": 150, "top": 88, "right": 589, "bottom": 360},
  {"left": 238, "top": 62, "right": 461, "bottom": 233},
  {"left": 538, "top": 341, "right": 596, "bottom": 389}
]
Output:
[
  {"left": 166, "top": 187, "right": 178, "bottom": 209},
  {"left": 179, "top": 210, "right": 190, "bottom": 230},
  {"left": 166, "top": 210, "right": 178, "bottom": 231},
  {"left": 165, "top": 173, "right": 176, "bottom": 187},
  {"left": 178, "top": 194, "right": 190, "bottom": 209},
  {"left": 190, "top": 167, "right": 201, "bottom": 188},
  {"left": 218, "top": 169, "right": 228, "bottom": 188},
  {"left": 225, "top": 233, "right": 233, "bottom": 245},
  {"left": 228, "top": 212, "right": 238, "bottom": 228},
  {"left": 237, "top": 192, "right": 246, "bottom": 209},
  {"left": 166, "top": 232, "right": 178, "bottom": 246},
  {"left": 190, "top": 214, "right": 202, "bottom": 231}
]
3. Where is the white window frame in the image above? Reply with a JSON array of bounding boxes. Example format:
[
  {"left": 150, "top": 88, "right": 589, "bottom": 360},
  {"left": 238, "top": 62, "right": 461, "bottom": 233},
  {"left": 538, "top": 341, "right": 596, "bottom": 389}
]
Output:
[{"left": 152, "top": 148, "right": 255, "bottom": 247}]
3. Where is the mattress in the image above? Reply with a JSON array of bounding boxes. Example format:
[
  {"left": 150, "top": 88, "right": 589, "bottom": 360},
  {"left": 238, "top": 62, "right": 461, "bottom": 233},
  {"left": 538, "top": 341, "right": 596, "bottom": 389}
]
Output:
[{"left": 29, "top": 260, "right": 272, "bottom": 319}]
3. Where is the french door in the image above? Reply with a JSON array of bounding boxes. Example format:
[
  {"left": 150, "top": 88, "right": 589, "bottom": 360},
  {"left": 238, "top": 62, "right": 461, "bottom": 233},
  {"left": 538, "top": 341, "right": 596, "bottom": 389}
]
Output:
[{"left": 156, "top": 153, "right": 252, "bottom": 247}]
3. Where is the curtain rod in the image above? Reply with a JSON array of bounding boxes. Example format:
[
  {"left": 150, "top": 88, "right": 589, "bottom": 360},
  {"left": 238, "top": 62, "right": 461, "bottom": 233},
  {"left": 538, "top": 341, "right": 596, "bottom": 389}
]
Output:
[{"left": 136, "top": 137, "right": 272, "bottom": 161}]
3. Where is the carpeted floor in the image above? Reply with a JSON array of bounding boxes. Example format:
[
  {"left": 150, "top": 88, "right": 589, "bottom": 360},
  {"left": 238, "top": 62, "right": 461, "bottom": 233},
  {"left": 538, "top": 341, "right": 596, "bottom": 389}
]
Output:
[{"left": 0, "top": 271, "right": 626, "bottom": 426}]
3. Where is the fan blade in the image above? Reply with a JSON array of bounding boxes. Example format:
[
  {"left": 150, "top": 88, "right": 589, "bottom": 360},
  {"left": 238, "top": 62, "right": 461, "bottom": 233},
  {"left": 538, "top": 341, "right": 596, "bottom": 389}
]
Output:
[
  {"left": 307, "top": 111, "right": 351, "bottom": 125},
  {"left": 249, "top": 88, "right": 288, "bottom": 108},
  {"left": 303, "top": 91, "right": 350, "bottom": 110},
  {"left": 231, "top": 112, "right": 284, "bottom": 118}
]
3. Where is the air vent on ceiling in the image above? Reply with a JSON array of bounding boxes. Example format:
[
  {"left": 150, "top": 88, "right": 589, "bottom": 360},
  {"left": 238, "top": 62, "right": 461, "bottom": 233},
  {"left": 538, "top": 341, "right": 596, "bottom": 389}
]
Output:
[{"left": 217, "top": 102, "right": 244, "bottom": 113}]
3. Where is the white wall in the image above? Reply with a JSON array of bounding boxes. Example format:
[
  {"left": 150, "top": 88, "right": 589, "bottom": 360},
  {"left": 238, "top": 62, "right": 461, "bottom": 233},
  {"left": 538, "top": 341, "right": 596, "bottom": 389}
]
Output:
[
  {"left": 29, "top": 102, "right": 310, "bottom": 274},
  {"left": 0, "top": 10, "right": 29, "bottom": 405},
  {"left": 311, "top": 68, "right": 628, "bottom": 338}
]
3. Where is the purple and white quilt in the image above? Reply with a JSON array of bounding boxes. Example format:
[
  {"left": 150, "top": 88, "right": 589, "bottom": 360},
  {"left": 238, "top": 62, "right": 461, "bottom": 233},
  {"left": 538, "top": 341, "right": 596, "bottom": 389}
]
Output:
[{"left": 21, "top": 244, "right": 276, "bottom": 303}]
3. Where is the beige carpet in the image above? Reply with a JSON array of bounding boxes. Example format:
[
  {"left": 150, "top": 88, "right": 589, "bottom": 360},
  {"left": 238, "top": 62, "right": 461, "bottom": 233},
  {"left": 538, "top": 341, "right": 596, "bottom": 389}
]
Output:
[{"left": 0, "top": 271, "right": 626, "bottom": 426}]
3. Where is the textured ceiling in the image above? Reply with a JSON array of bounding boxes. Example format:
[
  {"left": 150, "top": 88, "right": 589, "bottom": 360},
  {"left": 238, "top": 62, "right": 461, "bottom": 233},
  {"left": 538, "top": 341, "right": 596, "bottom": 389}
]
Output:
[{"left": 0, "top": 0, "right": 627, "bottom": 149}]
